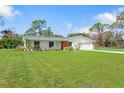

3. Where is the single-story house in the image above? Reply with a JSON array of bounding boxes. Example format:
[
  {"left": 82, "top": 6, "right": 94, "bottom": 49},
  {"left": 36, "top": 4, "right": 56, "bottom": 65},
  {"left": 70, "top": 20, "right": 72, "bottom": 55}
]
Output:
[{"left": 22, "top": 35, "right": 94, "bottom": 50}]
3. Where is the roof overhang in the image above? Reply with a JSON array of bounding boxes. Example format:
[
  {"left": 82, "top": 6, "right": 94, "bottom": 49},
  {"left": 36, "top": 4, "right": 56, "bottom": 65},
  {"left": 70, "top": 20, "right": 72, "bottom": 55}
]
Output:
[
  {"left": 66, "top": 35, "right": 93, "bottom": 42},
  {"left": 23, "top": 36, "right": 66, "bottom": 41}
]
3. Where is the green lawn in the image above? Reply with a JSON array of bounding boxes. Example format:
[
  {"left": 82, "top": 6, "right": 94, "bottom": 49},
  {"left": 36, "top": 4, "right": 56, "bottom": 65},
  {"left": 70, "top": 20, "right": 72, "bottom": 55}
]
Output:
[
  {"left": 97, "top": 47, "right": 124, "bottom": 52},
  {"left": 0, "top": 49, "right": 124, "bottom": 88}
]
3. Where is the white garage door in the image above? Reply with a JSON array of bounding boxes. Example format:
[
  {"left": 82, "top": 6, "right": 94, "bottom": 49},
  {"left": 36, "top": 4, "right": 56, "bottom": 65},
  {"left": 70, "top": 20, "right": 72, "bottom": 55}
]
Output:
[{"left": 79, "top": 42, "right": 93, "bottom": 50}]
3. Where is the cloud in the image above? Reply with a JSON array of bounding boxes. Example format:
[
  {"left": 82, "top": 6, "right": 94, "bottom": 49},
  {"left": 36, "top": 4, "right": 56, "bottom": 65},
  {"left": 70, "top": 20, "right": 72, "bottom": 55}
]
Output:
[
  {"left": 118, "top": 7, "right": 124, "bottom": 12},
  {"left": 64, "top": 22, "right": 73, "bottom": 30},
  {"left": 95, "top": 12, "right": 116, "bottom": 24},
  {"left": 68, "top": 7, "right": 124, "bottom": 34},
  {"left": 0, "top": 5, "right": 21, "bottom": 18},
  {"left": 73, "top": 26, "right": 90, "bottom": 33},
  {"left": 67, "top": 23, "right": 73, "bottom": 30},
  {"left": 94, "top": 7, "right": 124, "bottom": 24},
  {"left": 64, "top": 22, "right": 90, "bottom": 33}
]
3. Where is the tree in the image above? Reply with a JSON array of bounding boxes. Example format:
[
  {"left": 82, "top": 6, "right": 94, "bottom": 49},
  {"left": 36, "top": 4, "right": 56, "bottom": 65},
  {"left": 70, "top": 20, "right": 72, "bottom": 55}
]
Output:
[
  {"left": 1, "top": 29, "right": 14, "bottom": 37},
  {"left": 110, "top": 12, "right": 124, "bottom": 48},
  {"left": 111, "top": 13, "right": 124, "bottom": 33},
  {"left": 25, "top": 27, "right": 37, "bottom": 36},
  {"left": 111, "top": 12, "right": 124, "bottom": 34},
  {"left": 114, "top": 32, "right": 124, "bottom": 48},
  {"left": 102, "top": 31, "right": 114, "bottom": 47},
  {"left": 89, "top": 23, "right": 110, "bottom": 46},
  {"left": 67, "top": 33, "right": 90, "bottom": 38},
  {"left": 42, "top": 27, "right": 54, "bottom": 37},
  {"left": 25, "top": 20, "right": 46, "bottom": 36},
  {"left": 25, "top": 19, "right": 54, "bottom": 37},
  {"left": 32, "top": 20, "right": 46, "bottom": 34}
]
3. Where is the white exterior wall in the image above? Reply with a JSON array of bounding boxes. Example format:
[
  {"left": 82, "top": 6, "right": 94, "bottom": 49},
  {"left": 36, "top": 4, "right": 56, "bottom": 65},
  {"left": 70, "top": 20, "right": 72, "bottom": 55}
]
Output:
[
  {"left": 80, "top": 42, "right": 94, "bottom": 50},
  {"left": 68, "top": 36, "right": 94, "bottom": 50},
  {"left": 22, "top": 36, "right": 64, "bottom": 50},
  {"left": 23, "top": 40, "right": 61, "bottom": 50},
  {"left": 72, "top": 41, "right": 94, "bottom": 50},
  {"left": 54, "top": 41, "right": 61, "bottom": 50},
  {"left": 40, "top": 40, "right": 48, "bottom": 50},
  {"left": 38, "top": 40, "right": 61, "bottom": 50}
]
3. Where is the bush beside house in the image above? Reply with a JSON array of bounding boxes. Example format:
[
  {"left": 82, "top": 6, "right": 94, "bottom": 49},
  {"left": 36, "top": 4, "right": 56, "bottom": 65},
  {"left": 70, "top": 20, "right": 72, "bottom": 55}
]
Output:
[
  {"left": 0, "top": 36, "right": 23, "bottom": 49},
  {"left": 0, "top": 29, "right": 23, "bottom": 49}
]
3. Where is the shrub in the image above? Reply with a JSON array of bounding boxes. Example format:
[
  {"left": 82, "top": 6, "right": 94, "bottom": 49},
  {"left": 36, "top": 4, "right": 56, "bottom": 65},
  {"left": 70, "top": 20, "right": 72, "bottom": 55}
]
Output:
[
  {"left": 64, "top": 47, "right": 73, "bottom": 51},
  {"left": 16, "top": 45, "right": 24, "bottom": 51},
  {"left": 0, "top": 36, "right": 23, "bottom": 49}
]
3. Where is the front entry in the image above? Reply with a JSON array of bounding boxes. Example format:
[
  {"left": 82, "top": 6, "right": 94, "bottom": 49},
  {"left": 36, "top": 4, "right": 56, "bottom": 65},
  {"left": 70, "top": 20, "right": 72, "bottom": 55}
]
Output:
[
  {"left": 34, "top": 41, "right": 40, "bottom": 50},
  {"left": 61, "top": 41, "right": 68, "bottom": 50}
]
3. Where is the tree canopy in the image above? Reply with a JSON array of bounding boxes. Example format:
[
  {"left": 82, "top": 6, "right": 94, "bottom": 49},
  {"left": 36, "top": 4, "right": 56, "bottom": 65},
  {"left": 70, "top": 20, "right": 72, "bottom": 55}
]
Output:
[
  {"left": 67, "top": 33, "right": 90, "bottom": 38},
  {"left": 89, "top": 23, "right": 110, "bottom": 46},
  {"left": 41, "top": 27, "right": 54, "bottom": 37},
  {"left": 25, "top": 19, "right": 54, "bottom": 37},
  {"left": 87, "top": 12, "right": 124, "bottom": 48},
  {"left": 31, "top": 20, "right": 46, "bottom": 32}
]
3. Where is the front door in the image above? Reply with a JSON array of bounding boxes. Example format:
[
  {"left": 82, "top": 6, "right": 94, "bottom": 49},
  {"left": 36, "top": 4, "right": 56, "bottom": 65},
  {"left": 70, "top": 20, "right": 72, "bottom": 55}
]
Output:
[
  {"left": 61, "top": 41, "right": 68, "bottom": 50},
  {"left": 34, "top": 41, "right": 40, "bottom": 50}
]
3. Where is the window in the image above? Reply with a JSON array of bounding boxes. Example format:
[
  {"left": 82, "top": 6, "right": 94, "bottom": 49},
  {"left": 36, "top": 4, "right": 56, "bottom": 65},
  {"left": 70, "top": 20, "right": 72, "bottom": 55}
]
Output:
[
  {"left": 49, "top": 41, "right": 54, "bottom": 48},
  {"left": 34, "top": 41, "right": 40, "bottom": 50},
  {"left": 68, "top": 42, "right": 72, "bottom": 47}
]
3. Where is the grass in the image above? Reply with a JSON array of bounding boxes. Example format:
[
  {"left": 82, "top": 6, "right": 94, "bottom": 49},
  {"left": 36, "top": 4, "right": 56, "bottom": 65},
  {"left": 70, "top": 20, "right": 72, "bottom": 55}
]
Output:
[
  {"left": 0, "top": 49, "right": 124, "bottom": 88},
  {"left": 97, "top": 47, "right": 124, "bottom": 52}
]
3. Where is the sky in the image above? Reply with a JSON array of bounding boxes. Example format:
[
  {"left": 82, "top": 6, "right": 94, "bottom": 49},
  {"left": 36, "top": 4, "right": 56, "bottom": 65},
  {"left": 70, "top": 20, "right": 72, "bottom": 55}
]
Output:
[{"left": 0, "top": 5, "right": 124, "bottom": 36}]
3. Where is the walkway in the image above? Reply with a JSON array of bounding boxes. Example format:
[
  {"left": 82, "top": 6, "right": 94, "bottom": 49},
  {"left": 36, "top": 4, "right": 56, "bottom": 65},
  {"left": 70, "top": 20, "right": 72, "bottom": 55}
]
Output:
[{"left": 92, "top": 50, "right": 124, "bottom": 54}]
